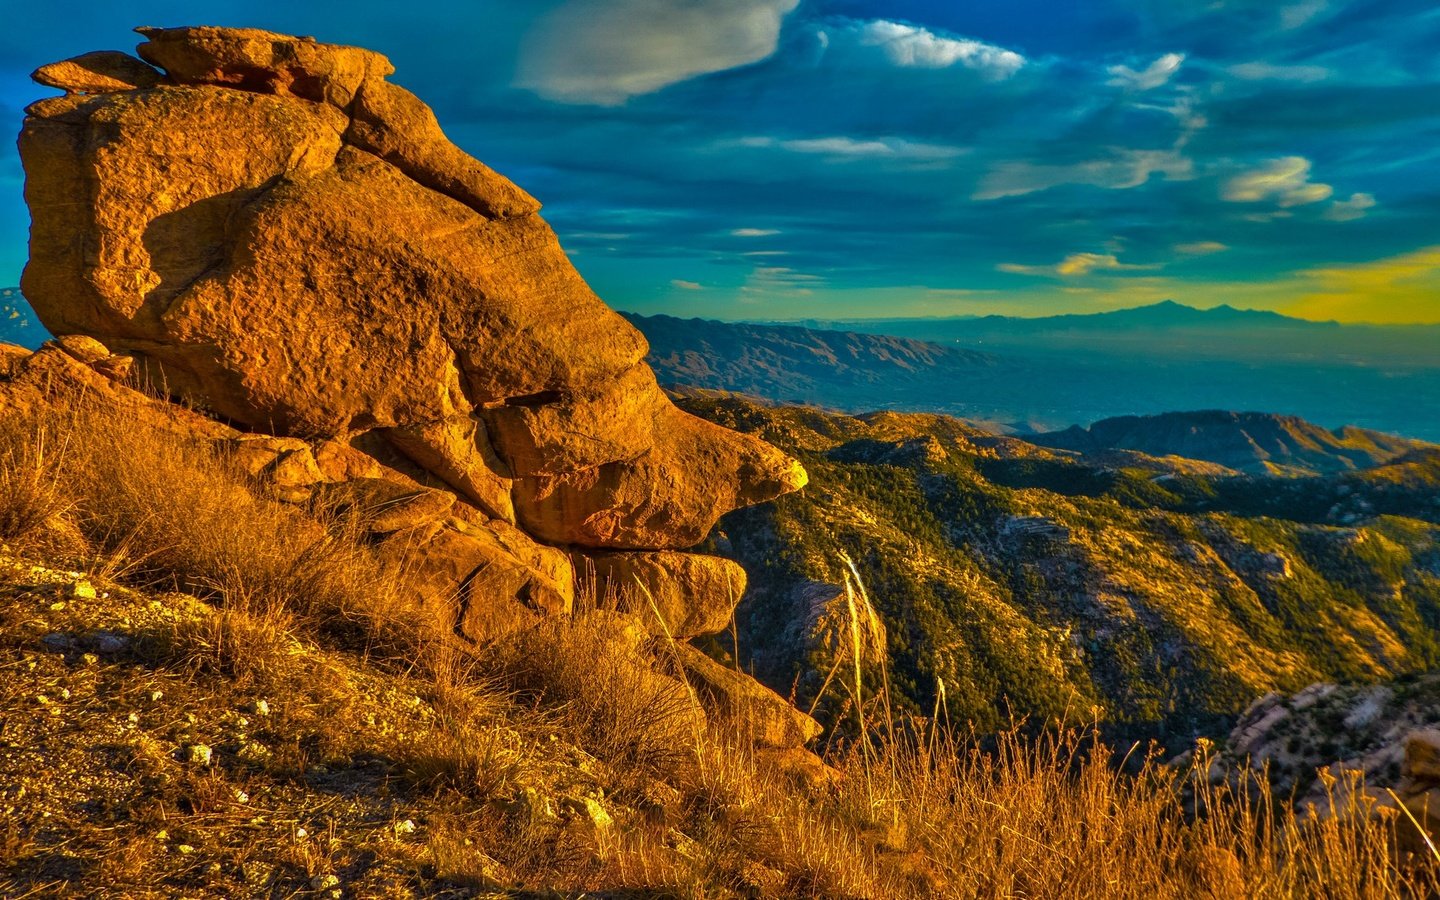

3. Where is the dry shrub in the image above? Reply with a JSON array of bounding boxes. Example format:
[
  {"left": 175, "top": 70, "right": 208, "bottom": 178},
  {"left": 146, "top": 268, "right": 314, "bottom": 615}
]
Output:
[
  {"left": 486, "top": 612, "right": 702, "bottom": 779},
  {"left": 0, "top": 416, "right": 67, "bottom": 546},
  {"left": 159, "top": 600, "right": 304, "bottom": 693},
  {"left": 401, "top": 717, "right": 525, "bottom": 801},
  {"left": 423, "top": 807, "right": 601, "bottom": 891}
]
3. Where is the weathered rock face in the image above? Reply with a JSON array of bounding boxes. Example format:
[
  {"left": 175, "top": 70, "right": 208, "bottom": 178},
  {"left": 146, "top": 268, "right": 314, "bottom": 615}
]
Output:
[
  {"left": 17, "top": 25, "right": 809, "bottom": 676},
  {"left": 578, "top": 551, "right": 747, "bottom": 639},
  {"left": 20, "top": 26, "right": 804, "bottom": 558},
  {"left": 33, "top": 51, "right": 162, "bottom": 94},
  {"left": 672, "top": 644, "right": 823, "bottom": 750}
]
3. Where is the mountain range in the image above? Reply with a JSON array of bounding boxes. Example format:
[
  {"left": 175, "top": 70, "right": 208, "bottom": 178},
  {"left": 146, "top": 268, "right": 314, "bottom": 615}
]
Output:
[
  {"left": 622, "top": 311, "right": 997, "bottom": 411},
  {"left": 627, "top": 304, "right": 1440, "bottom": 441},
  {"left": 1030, "top": 410, "right": 1433, "bottom": 477}
]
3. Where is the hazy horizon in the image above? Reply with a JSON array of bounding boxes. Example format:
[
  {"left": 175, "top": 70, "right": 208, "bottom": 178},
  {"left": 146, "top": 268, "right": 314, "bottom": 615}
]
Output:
[{"left": 634, "top": 298, "right": 1440, "bottom": 327}]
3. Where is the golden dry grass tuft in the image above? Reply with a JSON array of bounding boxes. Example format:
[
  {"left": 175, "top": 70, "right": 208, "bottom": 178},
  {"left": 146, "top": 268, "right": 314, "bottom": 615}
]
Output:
[
  {"left": 1, "top": 389, "right": 1439, "bottom": 897},
  {"left": 0, "top": 417, "right": 67, "bottom": 546}
]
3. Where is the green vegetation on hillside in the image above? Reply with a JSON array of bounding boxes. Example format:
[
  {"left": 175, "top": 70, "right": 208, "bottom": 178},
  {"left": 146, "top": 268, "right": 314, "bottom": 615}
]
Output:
[{"left": 685, "top": 396, "right": 1440, "bottom": 741}]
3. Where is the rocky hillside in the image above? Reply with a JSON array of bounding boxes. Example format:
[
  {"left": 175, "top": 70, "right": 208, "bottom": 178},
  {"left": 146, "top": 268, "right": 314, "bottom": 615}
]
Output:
[
  {"left": 624, "top": 312, "right": 997, "bottom": 411},
  {"left": 1031, "top": 410, "right": 1431, "bottom": 476},
  {"left": 682, "top": 395, "right": 1440, "bottom": 742}
]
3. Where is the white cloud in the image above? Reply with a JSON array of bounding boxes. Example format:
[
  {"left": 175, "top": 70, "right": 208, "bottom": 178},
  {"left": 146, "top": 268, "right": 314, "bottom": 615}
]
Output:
[
  {"left": 1223, "top": 156, "right": 1333, "bottom": 207},
  {"left": 975, "top": 148, "right": 1193, "bottom": 200},
  {"left": 518, "top": 0, "right": 800, "bottom": 105},
  {"left": 731, "top": 228, "right": 780, "bottom": 237},
  {"left": 670, "top": 279, "right": 704, "bottom": 290},
  {"left": 1324, "top": 192, "right": 1377, "bottom": 222},
  {"left": 998, "top": 252, "right": 1158, "bottom": 278},
  {"left": 739, "top": 135, "right": 966, "bottom": 162},
  {"left": 1175, "top": 241, "right": 1229, "bottom": 255},
  {"left": 851, "top": 20, "right": 1025, "bottom": 79},
  {"left": 1229, "top": 62, "right": 1329, "bottom": 83},
  {"left": 1107, "top": 53, "right": 1185, "bottom": 91}
]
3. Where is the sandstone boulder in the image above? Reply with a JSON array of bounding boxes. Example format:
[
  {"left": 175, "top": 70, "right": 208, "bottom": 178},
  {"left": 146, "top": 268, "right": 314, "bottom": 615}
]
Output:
[
  {"left": 1404, "top": 728, "right": 1440, "bottom": 783},
  {"left": 382, "top": 417, "right": 514, "bottom": 523},
  {"left": 376, "top": 517, "right": 573, "bottom": 644},
  {"left": 33, "top": 51, "right": 160, "bottom": 94},
  {"left": 673, "top": 644, "right": 821, "bottom": 750},
  {"left": 514, "top": 406, "right": 807, "bottom": 548},
  {"left": 0, "top": 341, "right": 233, "bottom": 441},
  {"left": 346, "top": 78, "right": 538, "bottom": 219},
  {"left": 135, "top": 26, "right": 393, "bottom": 107},
  {"left": 22, "top": 85, "right": 347, "bottom": 341},
  {"left": 313, "top": 478, "right": 457, "bottom": 535},
  {"left": 226, "top": 435, "right": 313, "bottom": 478},
  {"left": 579, "top": 550, "right": 745, "bottom": 639},
  {"left": 20, "top": 25, "right": 807, "bottom": 650},
  {"left": 483, "top": 364, "right": 669, "bottom": 478}
]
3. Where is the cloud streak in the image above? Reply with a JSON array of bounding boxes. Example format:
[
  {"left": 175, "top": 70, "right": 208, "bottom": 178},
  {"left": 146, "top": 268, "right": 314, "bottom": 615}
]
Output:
[
  {"left": 738, "top": 135, "right": 966, "bottom": 161},
  {"left": 976, "top": 148, "right": 1193, "bottom": 200}
]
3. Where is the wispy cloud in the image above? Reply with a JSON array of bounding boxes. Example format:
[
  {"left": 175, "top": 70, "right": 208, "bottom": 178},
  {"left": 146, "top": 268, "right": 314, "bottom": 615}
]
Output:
[
  {"left": 1223, "top": 156, "right": 1333, "bottom": 207},
  {"left": 1229, "top": 61, "right": 1329, "bottom": 83},
  {"left": 849, "top": 19, "right": 1026, "bottom": 79},
  {"left": 998, "top": 252, "right": 1159, "bottom": 278},
  {"left": 1175, "top": 241, "right": 1229, "bottom": 255},
  {"left": 738, "top": 135, "right": 966, "bottom": 161},
  {"left": 669, "top": 279, "right": 704, "bottom": 290},
  {"left": 1107, "top": 53, "right": 1185, "bottom": 91},
  {"left": 740, "top": 265, "right": 825, "bottom": 298},
  {"left": 517, "top": 0, "right": 799, "bottom": 104},
  {"left": 1279, "top": 0, "right": 1328, "bottom": 29},
  {"left": 976, "top": 148, "right": 1193, "bottom": 200},
  {"left": 731, "top": 228, "right": 780, "bottom": 237}
]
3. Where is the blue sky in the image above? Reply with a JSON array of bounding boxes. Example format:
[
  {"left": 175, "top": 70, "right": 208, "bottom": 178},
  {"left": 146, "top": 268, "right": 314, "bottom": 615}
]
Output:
[{"left": 2, "top": 0, "right": 1439, "bottom": 322}]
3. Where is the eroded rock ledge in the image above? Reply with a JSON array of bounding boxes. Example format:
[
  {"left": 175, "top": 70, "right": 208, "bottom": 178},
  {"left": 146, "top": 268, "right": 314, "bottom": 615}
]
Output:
[{"left": 13, "top": 27, "right": 816, "bottom": 757}]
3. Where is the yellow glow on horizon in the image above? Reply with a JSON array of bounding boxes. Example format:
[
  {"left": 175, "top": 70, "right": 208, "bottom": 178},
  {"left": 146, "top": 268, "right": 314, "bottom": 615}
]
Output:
[{"left": 1283, "top": 245, "right": 1440, "bottom": 324}]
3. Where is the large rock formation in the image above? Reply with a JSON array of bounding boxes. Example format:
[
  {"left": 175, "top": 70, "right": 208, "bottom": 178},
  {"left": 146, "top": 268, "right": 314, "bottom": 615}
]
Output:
[{"left": 15, "top": 26, "right": 816, "bottom": 752}]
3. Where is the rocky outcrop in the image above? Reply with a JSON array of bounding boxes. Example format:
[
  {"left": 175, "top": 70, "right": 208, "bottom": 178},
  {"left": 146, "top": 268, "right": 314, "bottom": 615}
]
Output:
[
  {"left": 15, "top": 26, "right": 813, "bottom": 750},
  {"left": 579, "top": 551, "right": 746, "bottom": 639},
  {"left": 672, "top": 644, "right": 823, "bottom": 750},
  {"left": 1202, "top": 675, "right": 1440, "bottom": 850},
  {"left": 20, "top": 26, "right": 803, "bottom": 556},
  {"left": 33, "top": 51, "right": 161, "bottom": 94}
]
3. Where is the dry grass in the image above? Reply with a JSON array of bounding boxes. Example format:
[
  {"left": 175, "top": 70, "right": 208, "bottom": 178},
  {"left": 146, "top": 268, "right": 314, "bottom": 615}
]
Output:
[
  {"left": 0, "top": 417, "right": 67, "bottom": 545},
  {"left": 485, "top": 611, "right": 704, "bottom": 781},
  {"left": 1, "top": 388, "right": 1439, "bottom": 897}
]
